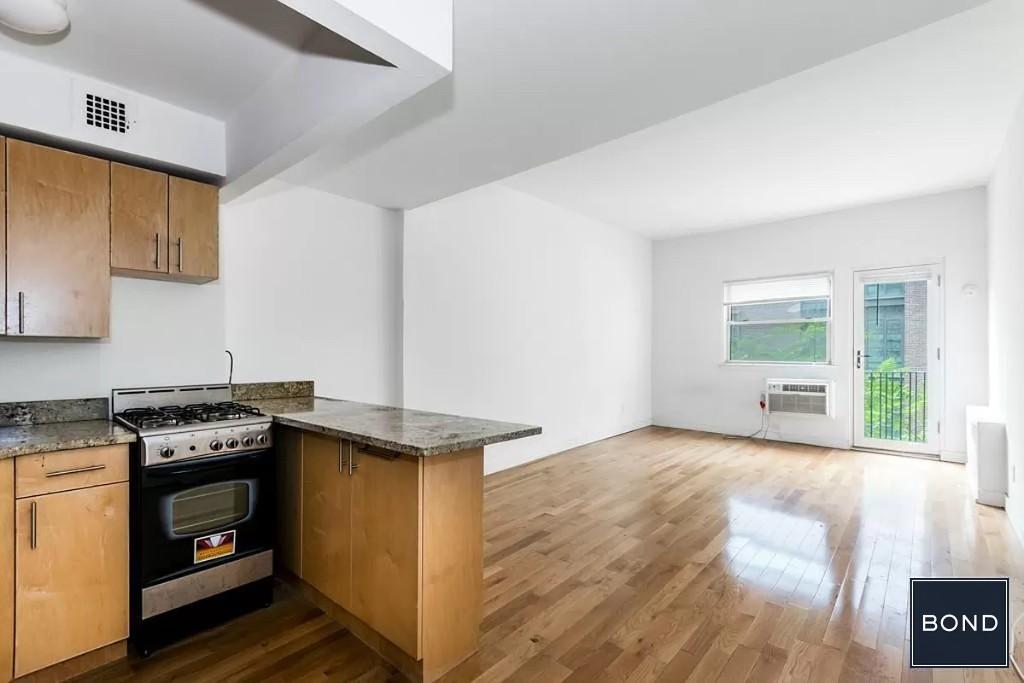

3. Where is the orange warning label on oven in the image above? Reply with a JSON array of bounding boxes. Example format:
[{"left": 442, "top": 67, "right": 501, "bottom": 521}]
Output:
[{"left": 194, "top": 530, "right": 236, "bottom": 564}]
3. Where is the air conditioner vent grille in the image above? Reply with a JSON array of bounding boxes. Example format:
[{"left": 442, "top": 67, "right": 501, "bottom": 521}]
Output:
[
  {"left": 766, "top": 379, "right": 832, "bottom": 417},
  {"left": 85, "top": 93, "right": 129, "bottom": 134},
  {"left": 768, "top": 393, "right": 829, "bottom": 415}
]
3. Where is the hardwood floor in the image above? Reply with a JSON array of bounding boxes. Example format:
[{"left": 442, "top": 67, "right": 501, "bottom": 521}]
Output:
[{"left": 76, "top": 427, "right": 1024, "bottom": 682}]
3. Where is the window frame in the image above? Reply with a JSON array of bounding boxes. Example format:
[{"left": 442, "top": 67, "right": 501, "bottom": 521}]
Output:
[{"left": 722, "top": 272, "right": 834, "bottom": 366}]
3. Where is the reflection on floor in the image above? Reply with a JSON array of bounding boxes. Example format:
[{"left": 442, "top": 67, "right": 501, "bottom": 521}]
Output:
[{"left": 77, "top": 427, "right": 1024, "bottom": 682}]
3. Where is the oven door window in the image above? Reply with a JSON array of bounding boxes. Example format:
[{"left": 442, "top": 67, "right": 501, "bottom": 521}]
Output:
[{"left": 163, "top": 479, "right": 256, "bottom": 538}]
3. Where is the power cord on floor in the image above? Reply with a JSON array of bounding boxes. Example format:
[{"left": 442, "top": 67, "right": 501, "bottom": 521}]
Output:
[{"left": 724, "top": 399, "right": 770, "bottom": 440}]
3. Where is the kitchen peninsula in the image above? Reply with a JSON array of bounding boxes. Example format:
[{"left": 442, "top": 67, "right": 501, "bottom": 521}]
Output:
[{"left": 239, "top": 382, "right": 542, "bottom": 683}]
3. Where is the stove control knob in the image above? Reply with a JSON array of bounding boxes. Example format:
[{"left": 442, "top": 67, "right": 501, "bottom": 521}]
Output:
[
  {"left": 241, "top": 436, "right": 254, "bottom": 448},
  {"left": 226, "top": 438, "right": 240, "bottom": 449},
  {"left": 256, "top": 433, "right": 268, "bottom": 445},
  {"left": 210, "top": 440, "right": 223, "bottom": 451},
  {"left": 159, "top": 446, "right": 175, "bottom": 459}
]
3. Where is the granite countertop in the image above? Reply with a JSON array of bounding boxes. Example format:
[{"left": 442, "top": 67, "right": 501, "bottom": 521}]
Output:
[
  {"left": 0, "top": 419, "right": 136, "bottom": 460},
  {"left": 250, "top": 396, "right": 541, "bottom": 457}
]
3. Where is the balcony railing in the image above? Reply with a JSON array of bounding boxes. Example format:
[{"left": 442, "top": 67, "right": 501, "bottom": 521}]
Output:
[{"left": 864, "top": 370, "right": 927, "bottom": 442}]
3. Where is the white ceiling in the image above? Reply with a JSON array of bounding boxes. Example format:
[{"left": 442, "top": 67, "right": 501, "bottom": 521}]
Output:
[
  {"left": 0, "top": 0, "right": 325, "bottom": 119},
  {"left": 284, "top": 0, "right": 989, "bottom": 210},
  {"left": 505, "top": 0, "right": 1024, "bottom": 238}
]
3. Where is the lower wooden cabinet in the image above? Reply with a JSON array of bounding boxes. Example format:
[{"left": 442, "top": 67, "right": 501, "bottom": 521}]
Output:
[
  {"left": 301, "top": 433, "right": 353, "bottom": 610},
  {"left": 0, "top": 445, "right": 130, "bottom": 681},
  {"left": 0, "top": 460, "right": 14, "bottom": 683},
  {"left": 14, "top": 482, "right": 129, "bottom": 678},
  {"left": 349, "top": 446, "right": 421, "bottom": 657},
  {"left": 283, "top": 429, "right": 484, "bottom": 682}
]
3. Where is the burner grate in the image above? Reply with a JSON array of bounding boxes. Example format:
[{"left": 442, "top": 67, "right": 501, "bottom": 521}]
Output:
[{"left": 116, "top": 402, "right": 263, "bottom": 429}]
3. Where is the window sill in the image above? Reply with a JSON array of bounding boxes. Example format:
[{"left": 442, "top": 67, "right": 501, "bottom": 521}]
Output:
[{"left": 719, "top": 361, "right": 834, "bottom": 368}]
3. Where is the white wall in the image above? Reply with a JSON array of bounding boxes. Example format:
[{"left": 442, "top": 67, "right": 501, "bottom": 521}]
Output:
[
  {"left": 222, "top": 181, "right": 403, "bottom": 405},
  {"left": 0, "top": 277, "right": 226, "bottom": 402},
  {"left": 653, "top": 188, "right": 989, "bottom": 457},
  {"left": 989, "top": 95, "right": 1024, "bottom": 533},
  {"left": 0, "top": 51, "right": 225, "bottom": 176},
  {"left": 404, "top": 184, "right": 652, "bottom": 474}
]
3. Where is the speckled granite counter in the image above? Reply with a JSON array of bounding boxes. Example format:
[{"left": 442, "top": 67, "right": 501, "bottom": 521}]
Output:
[
  {"left": 0, "top": 419, "right": 136, "bottom": 460},
  {"left": 250, "top": 396, "right": 541, "bottom": 457}
]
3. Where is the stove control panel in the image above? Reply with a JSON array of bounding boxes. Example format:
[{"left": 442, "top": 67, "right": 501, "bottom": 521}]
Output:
[{"left": 141, "top": 422, "right": 274, "bottom": 466}]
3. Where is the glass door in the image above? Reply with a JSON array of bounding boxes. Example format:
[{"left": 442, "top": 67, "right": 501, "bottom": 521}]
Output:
[{"left": 853, "top": 265, "right": 942, "bottom": 455}]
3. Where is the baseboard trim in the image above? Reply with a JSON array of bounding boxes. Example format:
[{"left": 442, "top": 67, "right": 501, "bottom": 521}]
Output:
[
  {"left": 651, "top": 420, "right": 849, "bottom": 451},
  {"left": 940, "top": 449, "right": 967, "bottom": 464}
]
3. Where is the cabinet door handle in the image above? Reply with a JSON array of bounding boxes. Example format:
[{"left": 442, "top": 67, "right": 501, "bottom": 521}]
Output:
[
  {"left": 177, "top": 238, "right": 184, "bottom": 273},
  {"left": 339, "top": 442, "right": 347, "bottom": 473},
  {"left": 30, "top": 501, "right": 37, "bottom": 550},
  {"left": 155, "top": 232, "right": 161, "bottom": 269},
  {"left": 348, "top": 442, "right": 359, "bottom": 475},
  {"left": 44, "top": 463, "right": 106, "bottom": 478},
  {"left": 18, "top": 292, "right": 25, "bottom": 334}
]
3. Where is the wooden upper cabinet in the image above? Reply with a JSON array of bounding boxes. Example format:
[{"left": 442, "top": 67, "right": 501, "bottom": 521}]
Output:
[
  {"left": 5, "top": 140, "right": 110, "bottom": 338},
  {"left": 111, "top": 163, "right": 168, "bottom": 275},
  {"left": 1, "top": 135, "right": 6, "bottom": 337},
  {"left": 169, "top": 176, "right": 218, "bottom": 283},
  {"left": 14, "top": 482, "right": 129, "bottom": 677}
]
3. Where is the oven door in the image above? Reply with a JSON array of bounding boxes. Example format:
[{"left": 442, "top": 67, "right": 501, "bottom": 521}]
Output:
[{"left": 140, "top": 449, "right": 274, "bottom": 586}]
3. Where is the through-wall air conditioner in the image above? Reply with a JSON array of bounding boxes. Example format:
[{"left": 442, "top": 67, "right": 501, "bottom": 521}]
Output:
[{"left": 765, "top": 379, "right": 832, "bottom": 417}]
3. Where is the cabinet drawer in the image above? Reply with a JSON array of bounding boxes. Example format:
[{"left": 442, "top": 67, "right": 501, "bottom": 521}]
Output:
[{"left": 16, "top": 444, "right": 129, "bottom": 498}]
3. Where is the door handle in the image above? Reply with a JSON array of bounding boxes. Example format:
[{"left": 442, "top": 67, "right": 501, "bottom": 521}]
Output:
[
  {"left": 339, "top": 442, "right": 347, "bottom": 473},
  {"left": 30, "top": 501, "right": 38, "bottom": 550},
  {"left": 155, "top": 232, "right": 161, "bottom": 269},
  {"left": 177, "top": 238, "right": 184, "bottom": 273},
  {"left": 348, "top": 442, "right": 359, "bottom": 476},
  {"left": 856, "top": 349, "right": 871, "bottom": 369},
  {"left": 18, "top": 292, "right": 25, "bottom": 334}
]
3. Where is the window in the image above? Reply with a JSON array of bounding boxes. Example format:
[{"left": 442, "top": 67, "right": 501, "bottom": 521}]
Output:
[{"left": 724, "top": 274, "right": 832, "bottom": 364}]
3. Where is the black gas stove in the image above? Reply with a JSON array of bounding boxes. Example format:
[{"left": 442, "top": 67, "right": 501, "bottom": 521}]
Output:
[{"left": 111, "top": 384, "right": 275, "bottom": 657}]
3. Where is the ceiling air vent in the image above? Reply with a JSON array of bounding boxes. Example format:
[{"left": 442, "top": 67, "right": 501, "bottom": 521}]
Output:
[{"left": 85, "top": 92, "right": 129, "bottom": 134}]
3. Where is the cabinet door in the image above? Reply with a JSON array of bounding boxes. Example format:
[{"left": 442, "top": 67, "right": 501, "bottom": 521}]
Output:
[
  {"left": 111, "top": 163, "right": 168, "bottom": 274},
  {"left": 14, "top": 483, "right": 128, "bottom": 678},
  {"left": 1, "top": 460, "right": 13, "bottom": 682},
  {"left": 6, "top": 140, "right": 111, "bottom": 338},
  {"left": 1, "top": 135, "right": 6, "bottom": 336},
  {"left": 301, "top": 433, "right": 352, "bottom": 609},
  {"left": 350, "top": 448, "right": 421, "bottom": 657},
  {"left": 169, "top": 177, "right": 218, "bottom": 282}
]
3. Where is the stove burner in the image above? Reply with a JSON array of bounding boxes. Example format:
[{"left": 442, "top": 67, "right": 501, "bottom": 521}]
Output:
[{"left": 117, "top": 402, "right": 263, "bottom": 429}]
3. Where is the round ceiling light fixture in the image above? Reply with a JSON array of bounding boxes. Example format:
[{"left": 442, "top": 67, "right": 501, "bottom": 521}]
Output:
[{"left": 0, "top": 0, "right": 69, "bottom": 35}]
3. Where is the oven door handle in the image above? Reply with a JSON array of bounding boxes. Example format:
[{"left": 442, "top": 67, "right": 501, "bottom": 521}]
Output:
[{"left": 144, "top": 450, "right": 271, "bottom": 478}]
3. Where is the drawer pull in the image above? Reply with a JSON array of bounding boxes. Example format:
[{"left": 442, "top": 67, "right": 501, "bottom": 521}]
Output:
[
  {"left": 30, "top": 501, "right": 38, "bottom": 550},
  {"left": 44, "top": 463, "right": 107, "bottom": 478}
]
